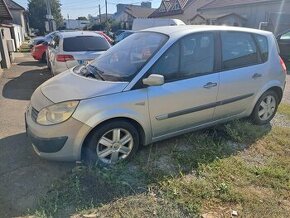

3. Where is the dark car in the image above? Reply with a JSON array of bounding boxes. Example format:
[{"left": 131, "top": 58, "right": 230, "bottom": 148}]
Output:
[
  {"left": 115, "top": 31, "right": 135, "bottom": 44},
  {"left": 277, "top": 30, "right": 290, "bottom": 62}
]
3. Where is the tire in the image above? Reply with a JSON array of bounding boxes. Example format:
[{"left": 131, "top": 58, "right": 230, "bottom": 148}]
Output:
[
  {"left": 251, "top": 90, "right": 279, "bottom": 125},
  {"left": 41, "top": 53, "right": 47, "bottom": 63},
  {"left": 46, "top": 56, "right": 51, "bottom": 70},
  {"left": 83, "top": 120, "right": 139, "bottom": 166}
]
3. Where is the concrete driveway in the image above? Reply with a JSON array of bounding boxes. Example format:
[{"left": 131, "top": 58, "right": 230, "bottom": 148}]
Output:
[{"left": 0, "top": 53, "right": 73, "bottom": 217}]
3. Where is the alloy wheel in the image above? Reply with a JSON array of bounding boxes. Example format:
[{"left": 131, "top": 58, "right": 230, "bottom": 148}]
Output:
[
  {"left": 258, "top": 95, "right": 276, "bottom": 121},
  {"left": 96, "top": 128, "right": 134, "bottom": 164}
]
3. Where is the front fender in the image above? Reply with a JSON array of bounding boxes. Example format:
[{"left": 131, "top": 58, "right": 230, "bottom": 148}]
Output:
[{"left": 72, "top": 90, "right": 152, "bottom": 145}]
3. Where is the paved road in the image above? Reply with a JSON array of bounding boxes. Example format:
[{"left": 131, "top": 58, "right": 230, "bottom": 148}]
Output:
[{"left": 0, "top": 54, "right": 73, "bottom": 217}]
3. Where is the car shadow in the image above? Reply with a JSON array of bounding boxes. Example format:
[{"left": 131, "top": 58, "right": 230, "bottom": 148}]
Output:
[
  {"left": 0, "top": 132, "right": 73, "bottom": 218},
  {"left": 2, "top": 69, "right": 52, "bottom": 100},
  {"left": 17, "top": 61, "right": 45, "bottom": 67}
]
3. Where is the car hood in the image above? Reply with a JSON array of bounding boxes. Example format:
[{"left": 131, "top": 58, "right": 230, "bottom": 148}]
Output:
[{"left": 40, "top": 69, "right": 129, "bottom": 103}]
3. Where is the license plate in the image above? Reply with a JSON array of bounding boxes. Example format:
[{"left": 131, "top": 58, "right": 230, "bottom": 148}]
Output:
[{"left": 78, "top": 60, "right": 89, "bottom": 65}]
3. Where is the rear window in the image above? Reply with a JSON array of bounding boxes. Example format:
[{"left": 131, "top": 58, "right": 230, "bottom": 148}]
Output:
[
  {"left": 63, "top": 36, "right": 110, "bottom": 52},
  {"left": 254, "top": 34, "right": 268, "bottom": 62}
]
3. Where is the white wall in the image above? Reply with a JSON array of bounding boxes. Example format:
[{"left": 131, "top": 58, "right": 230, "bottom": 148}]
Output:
[{"left": 64, "top": 19, "right": 89, "bottom": 30}]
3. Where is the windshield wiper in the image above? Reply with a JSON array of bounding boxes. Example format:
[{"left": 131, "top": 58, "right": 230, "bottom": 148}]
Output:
[{"left": 87, "top": 65, "right": 105, "bottom": 81}]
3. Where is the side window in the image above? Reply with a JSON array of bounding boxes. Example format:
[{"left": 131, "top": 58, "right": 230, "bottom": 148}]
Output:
[
  {"left": 180, "top": 33, "right": 214, "bottom": 77},
  {"left": 150, "top": 32, "right": 215, "bottom": 82},
  {"left": 221, "top": 32, "right": 259, "bottom": 70},
  {"left": 255, "top": 34, "right": 268, "bottom": 62},
  {"left": 150, "top": 42, "right": 180, "bottom": 82},
  {"left": 280, "top": 31, "right": 290, "bottom": 40}
]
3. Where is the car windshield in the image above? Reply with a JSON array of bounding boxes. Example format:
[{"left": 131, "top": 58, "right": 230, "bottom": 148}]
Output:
[
  {"left": 89, "top": 32, "right": 168, "bottom": 82},
  {"left": 63, "top": 36, "right": 110, "bottom": 52}
]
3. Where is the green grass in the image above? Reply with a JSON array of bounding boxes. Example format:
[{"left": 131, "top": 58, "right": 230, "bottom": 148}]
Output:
[
  {"left": 28, "top": 118, "right": 290, "bottom": 217},
  {"left": 278, "top": 103, "right": 290, "bottom": 120}
]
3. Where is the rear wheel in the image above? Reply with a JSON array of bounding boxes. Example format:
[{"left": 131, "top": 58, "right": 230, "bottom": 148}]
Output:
[
  {"left": 251, "top": 90, "right": 278, "bottom": 125},
  {"left": 41, "top": 52, "right": 46, "bottom": 63},
  {"left": 83, "top": 120, "right": 139, "bottom": 166}
]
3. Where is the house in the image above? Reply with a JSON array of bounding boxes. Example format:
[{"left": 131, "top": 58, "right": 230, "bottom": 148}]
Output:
[
  {"left": 114, "top": 2, "right": 155, "bottom": 29},
  {"left": 0, "top": 0, "right": 13, "bottom": 69},
  {"left": 197, "top": 0, "right": 290, "bottom": 34},
  {"left": 190, "top": 12, "right": 247, "bottom": 26},
  {"left": 4, "top": 0, "right": 28, "bottom": 40},
  {"left": 149, "top": 0, "right": 213, "bottom": 24}
]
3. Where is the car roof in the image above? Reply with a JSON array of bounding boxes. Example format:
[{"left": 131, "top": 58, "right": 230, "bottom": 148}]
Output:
[
  {"left": 57, "top": 31, "right": 102, "bottom": 38},
  {"left": 142, "top": 25, "right": 273, "bottom": 36}
]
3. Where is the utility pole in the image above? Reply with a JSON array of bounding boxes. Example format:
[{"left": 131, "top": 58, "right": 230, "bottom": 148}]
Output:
[
  {"left": 45, "top": 0, "right": 55, "bottom": 32},
  {"left": 67, "top": 14, "right": 70, "bottom": 29},
  {"left": 105, "top": 0, "right": 108, "bottom": 22},
  {"left": 99, "top": 4, "right": 102, "bottom": 23}
]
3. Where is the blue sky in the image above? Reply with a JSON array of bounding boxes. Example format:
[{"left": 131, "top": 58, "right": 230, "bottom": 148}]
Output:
[{"left": 14, "top": 0, "right": 161, "bottom": 19}]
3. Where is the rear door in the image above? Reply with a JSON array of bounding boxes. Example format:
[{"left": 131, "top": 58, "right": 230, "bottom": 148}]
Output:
[
  {"left": 146, "top": 32, "right": 220, "bottom": 138},
  {"left": 213, "top": 31, "right": 268, "bottom": 120}
]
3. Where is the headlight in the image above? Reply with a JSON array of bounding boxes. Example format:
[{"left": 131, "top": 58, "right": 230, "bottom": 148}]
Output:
[{"left": 36, "top": 101, "right": 79, "bottom": 125}]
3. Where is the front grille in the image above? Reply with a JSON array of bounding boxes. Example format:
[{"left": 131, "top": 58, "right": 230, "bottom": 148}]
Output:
[{"left": 31, "top": 107, "right": 39, "bottom": 122}]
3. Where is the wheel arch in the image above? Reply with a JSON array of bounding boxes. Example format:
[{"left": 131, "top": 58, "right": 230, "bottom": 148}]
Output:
[{"left": 81, "top": 117, "right": 146, "bottom": 160}]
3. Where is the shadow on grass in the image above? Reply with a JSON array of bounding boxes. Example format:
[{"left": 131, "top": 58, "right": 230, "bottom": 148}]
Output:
[{"left": 30, "top": 120, "right": 272, "bottom": 217}]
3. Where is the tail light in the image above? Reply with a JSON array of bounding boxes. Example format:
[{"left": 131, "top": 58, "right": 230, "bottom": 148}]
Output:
[
  {"left": 56, "top": 54, "right": 74, "bottom": 62},
  {"left": 279, "top": 56, "right": 287, "bottom": 74}
]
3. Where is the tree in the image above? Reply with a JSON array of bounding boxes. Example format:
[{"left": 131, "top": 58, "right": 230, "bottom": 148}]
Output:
[{"left": 28, "top": 0, "right": 63, "bottom": 34}]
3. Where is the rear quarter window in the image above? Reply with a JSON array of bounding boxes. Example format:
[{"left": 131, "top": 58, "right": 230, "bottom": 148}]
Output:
[
  {"left": 254, "top": 34, "right": 268, "bottom": 62},
  {"left": 221, "top": 31, "right": 259, "bottom": 70},
  {"left": 63, "top": 36, "right": 110, "bottom": 52}
]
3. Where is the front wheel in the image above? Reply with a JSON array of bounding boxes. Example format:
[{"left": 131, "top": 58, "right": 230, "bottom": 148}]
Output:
[
  {"left": 83, "top": 120, "right": 139, "bottom": 166},
  {"left": 251, "top": 90, "right": 279, "bottom": 125}
]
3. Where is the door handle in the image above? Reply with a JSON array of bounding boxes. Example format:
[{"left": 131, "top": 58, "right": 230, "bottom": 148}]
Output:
[
  {"left": 252, "top": 73, "right": 262, "bottom": 79},
  {"left": 203, "top": 82, "right": 217, "bottom": 89}
]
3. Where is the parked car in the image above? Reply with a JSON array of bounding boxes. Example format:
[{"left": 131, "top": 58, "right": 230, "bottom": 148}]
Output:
[
  {"left": 28, "top": 36, "right": 45, "bottom": 49},
  {"left": 29, "top": 31, "right": 59, "bottom": 49},
  {"left": 26, "top": 26, "right": 286, "bottom": 165},
  {"left": 132, "top": 18, "right": 185, "bottom": 31},
  {"left": 46, "top": 31, "right": 111, "bottom": 75},
  {"left": 277, "top": 29, "right": 290, "bottom": 62},
  {"left": 114, "top": 30, "right": 126, "bottom": 37},
  {"left": 95, "top": 31, "right": 114, "bottom": 44},
  {"left": 114, "top": 30, "right": 135, "bottom": 44},
  {"left": 31, "top": 41, "right": 48, "bottom": 62}
]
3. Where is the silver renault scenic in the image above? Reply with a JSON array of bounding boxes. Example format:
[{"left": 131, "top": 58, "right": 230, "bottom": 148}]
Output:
[{"left": 26, "top": 26, "right": 287, "bottom": 165}]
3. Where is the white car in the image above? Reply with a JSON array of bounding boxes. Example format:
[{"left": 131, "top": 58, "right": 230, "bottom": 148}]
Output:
[{"left": 47, "top": 31, "right": 111, "bottom": 75}]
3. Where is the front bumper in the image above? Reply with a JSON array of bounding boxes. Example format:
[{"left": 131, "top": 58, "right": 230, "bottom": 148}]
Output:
[
  {"left": 25, "top": 104, "right": 91, "bottom": 161},
  {"left": 27, "top": 128, "right": 68, "bottom": 153}
]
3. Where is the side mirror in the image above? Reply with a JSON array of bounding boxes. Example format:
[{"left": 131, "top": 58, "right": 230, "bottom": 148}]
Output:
[{"left": 143, "top": 74, "right": 164, "bottom": 86}]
